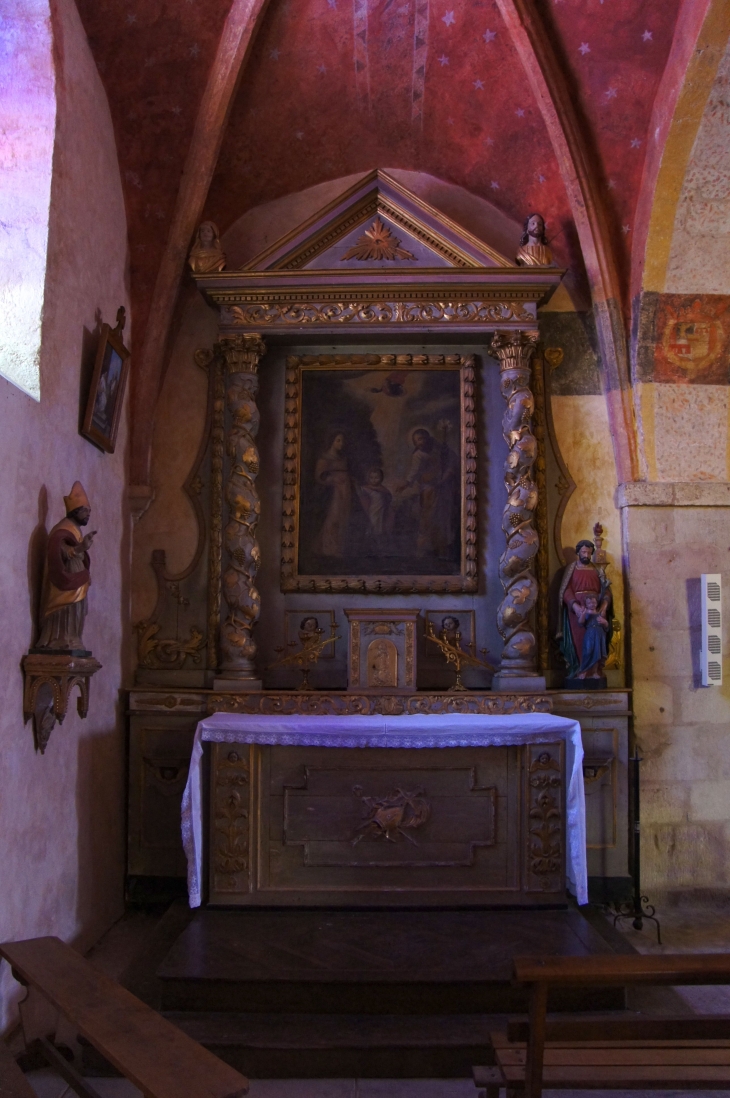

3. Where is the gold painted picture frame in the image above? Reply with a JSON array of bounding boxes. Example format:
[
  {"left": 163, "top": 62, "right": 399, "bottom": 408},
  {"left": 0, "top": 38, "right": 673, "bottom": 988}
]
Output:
[
  {"left": 281, "top": 353, "right": 477, "bottom": 594},
  {"left": 81, "top": 307, "right": 130, "bottom": 454}
]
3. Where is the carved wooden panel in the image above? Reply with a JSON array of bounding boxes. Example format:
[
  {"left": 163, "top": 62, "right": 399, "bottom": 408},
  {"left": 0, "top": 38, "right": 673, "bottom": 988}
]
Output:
[
  {"left": 211, "top": 743, "right": 253, "bottom": 896},
  {"left": 524, "top": 742, "right": 565, "bottom": 895},
  {"left": 208, "top": 743, "right": 567, "bottom": 906}
]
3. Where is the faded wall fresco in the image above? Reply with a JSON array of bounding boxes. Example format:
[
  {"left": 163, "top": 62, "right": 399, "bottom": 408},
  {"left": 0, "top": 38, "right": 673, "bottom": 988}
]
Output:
[{"left": 637, "top": 292, "right": 730, "bottom": 385}]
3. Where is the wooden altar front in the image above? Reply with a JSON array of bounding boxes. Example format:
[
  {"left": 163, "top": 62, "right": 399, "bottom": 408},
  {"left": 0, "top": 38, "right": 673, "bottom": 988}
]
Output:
[{"left": 207, "top": 739, "right": 565, "bottom": 908}]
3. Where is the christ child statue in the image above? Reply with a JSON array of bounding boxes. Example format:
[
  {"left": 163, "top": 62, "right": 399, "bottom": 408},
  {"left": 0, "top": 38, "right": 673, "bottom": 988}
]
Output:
[{"left": 576, "top": 593, "right": 609, "bottom": 678}]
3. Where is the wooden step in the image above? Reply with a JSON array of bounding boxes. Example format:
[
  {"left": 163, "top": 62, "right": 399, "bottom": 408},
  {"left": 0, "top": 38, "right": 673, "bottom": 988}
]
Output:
[
  {"left": 165, "top": 1011, "right": 491, "bottom": 1078},
  {"left": 157, "top": 908, "right": 625, "bottom": 1015}
]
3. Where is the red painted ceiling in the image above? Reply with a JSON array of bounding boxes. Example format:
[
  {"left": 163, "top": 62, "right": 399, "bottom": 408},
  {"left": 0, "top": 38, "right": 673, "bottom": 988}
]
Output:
[{"left": 77, "top": 0, "right": 682, "bottom": 347}]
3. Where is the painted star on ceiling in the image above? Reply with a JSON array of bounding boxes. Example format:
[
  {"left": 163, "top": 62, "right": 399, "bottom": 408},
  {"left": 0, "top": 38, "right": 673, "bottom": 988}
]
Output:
[{"left": 442, "top": 10, "right": 455, "bottom": 26}]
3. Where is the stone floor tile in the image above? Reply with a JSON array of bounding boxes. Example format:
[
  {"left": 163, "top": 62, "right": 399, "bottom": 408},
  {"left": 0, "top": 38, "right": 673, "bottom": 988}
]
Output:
[
  {"left": 247, "top": 1081, "right": 356, "bottom": 1098},
  {"left": 25, "top": 1070, "right": 72, "bottom": 1098},
  {"left": 82, "top": 1079, "right": 142, "bottom": 1098},
  {"left": 356, "top": 1080, "right": 474, "bottom": 1097}
]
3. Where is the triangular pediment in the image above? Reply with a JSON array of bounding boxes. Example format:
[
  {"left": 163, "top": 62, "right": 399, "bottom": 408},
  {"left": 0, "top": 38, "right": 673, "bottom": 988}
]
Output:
[{"left": 243, "top": 170, "right": 513, "bottom": 271}]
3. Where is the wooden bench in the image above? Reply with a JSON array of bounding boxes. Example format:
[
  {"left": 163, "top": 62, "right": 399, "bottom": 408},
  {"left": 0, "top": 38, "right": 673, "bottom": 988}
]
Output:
[
  {"left": 0, "top": 937, "right": 248, "bottom": 1098},
  {"left": 473, "top": 953, "right": 730, "bottom": 1098}
]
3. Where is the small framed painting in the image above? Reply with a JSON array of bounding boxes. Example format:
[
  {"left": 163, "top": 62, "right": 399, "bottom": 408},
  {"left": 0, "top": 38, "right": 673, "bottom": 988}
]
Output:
[{"left": 82, "top": 307, "right": 130, "bottom": 454}]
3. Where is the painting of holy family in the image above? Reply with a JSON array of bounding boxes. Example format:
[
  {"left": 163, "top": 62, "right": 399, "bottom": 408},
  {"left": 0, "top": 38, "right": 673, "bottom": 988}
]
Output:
[{"left": 281, "top": 355, "right": 477, "bottom": 593}]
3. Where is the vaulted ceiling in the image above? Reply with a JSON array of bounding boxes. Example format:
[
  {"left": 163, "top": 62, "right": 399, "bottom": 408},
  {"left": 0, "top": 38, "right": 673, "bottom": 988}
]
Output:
[{"left": 78, "top": 0, "right": 681, "bottom": 342}]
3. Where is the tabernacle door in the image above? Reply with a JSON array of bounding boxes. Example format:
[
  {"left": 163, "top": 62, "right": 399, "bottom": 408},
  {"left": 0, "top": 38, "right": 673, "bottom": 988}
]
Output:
[{"left": 207, "top": 741, "right": 566, "bottom": 907}]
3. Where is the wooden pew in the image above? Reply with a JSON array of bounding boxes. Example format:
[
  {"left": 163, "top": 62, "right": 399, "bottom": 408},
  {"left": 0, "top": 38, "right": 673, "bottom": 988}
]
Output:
[
  {"left": 473, "top": 953, "right": 730, "bottom": 1098},
  {"left": 0, "top": 937, "right": 248, "bottom": 1098}
]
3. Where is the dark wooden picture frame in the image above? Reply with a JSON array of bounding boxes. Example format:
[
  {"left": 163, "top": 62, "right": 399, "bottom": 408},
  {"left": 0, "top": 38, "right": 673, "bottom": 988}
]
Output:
[
  {"left": 281, "top": 353, "right": 477, "bottom": 594},
  {"left": 81, "top": 307, "right": 130, "bottom": 454}
]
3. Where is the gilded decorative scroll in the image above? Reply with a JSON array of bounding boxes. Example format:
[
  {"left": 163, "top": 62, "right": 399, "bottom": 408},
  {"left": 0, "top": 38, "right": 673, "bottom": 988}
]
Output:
[
  {"left": 207, "top": 691, "right": 552, "bottom": 717},
  {"left": 218, "top": 334, "right": 266, "bottom": 681},
  {"left": 212, "top": 744, "right": 251, "bottom": 894},
  {"left": 222, "top": 300, "right": 535, "bottom": 328},
  {"left": 526, "top": 744, "right": 563, "bottom": 893},
  {"left": 491, "top": 332, "right": 541, "bottom": 678}
]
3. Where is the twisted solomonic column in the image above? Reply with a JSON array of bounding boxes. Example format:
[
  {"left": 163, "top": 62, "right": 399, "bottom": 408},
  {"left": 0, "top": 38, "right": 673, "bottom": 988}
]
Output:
[
  {"left": 217, "top": 333, "right": 266, "bottom": 687},
  {"left": 491, "top": 331, "right": 545, "bottom": 692}
]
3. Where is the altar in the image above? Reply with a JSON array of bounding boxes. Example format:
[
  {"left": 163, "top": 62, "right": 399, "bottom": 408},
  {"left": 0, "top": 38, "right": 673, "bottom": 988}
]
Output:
[
  {"left": 182, "top": 711, "right": 587, "bottom": 909},
  {"left": 128, "top": 173, "right": 630, "bottom": 910}
]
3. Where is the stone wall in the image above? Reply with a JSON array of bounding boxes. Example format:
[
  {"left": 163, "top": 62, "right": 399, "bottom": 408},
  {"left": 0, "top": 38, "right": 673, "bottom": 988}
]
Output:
[
  {"left": 0, "top": 0, "right": 129, "bottom": 1032},
  {"left": 621, "top": 489, "right": 730, "bottom": 889}
]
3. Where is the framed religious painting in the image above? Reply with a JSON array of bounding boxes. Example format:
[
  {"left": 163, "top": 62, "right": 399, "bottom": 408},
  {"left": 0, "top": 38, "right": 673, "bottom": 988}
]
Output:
[
  {"left": 81, "top": 307, "right": 130, "bottom": 454},
  {"left": 281, "top": 353, "right": 477, "bottom": 593}
]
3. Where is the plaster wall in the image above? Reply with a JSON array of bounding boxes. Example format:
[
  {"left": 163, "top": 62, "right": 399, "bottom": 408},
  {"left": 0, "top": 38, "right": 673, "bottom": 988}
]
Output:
[
  {"left": 624, "top": 502, "right": 730, "bottom": 890},
  {"left": 0, "top": 0, "right": 130, "bottom": 1032}
]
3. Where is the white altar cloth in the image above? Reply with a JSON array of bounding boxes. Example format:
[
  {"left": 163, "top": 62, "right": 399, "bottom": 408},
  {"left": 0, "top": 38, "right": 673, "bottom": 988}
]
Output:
[{"left": 182, "top": 711, "right": 587, "bottom": 907}]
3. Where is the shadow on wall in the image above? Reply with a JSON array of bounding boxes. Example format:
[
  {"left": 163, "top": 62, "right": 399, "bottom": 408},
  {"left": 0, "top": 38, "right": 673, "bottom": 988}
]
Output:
[
  {"left": 27, "top": 485, "right": 49, "bottom": 650},
  {"left": 686, "top": 576, "right": 702, "bottom": 690},
  {"left": 74, "top": 726, "right": 125, "bottom": 945},
  {"left": 78, "top": 312, "right": 103, "bottom": 434}
]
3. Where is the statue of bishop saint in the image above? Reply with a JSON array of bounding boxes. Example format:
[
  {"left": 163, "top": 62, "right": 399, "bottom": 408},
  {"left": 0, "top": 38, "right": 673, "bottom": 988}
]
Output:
[{"left": 36, "top": 482, "right": 96, "bottom": 654}]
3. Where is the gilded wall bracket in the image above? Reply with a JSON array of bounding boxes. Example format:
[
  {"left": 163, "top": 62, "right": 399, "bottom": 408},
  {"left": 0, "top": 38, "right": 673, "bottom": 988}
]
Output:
[{"left": 22, "top": 653, "right": 102, "bottom": 754}]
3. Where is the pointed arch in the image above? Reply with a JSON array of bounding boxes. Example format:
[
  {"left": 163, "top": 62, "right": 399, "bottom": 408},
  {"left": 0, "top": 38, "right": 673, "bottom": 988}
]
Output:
[
  {"left": 495, "top": 0, "right": 639, "bottom": 484},
  {"left": 129, "top": 0, "right": 272, "bottom": 490},
  {"left": 636, "top": 0, "right": 730, "bottom": 297}
]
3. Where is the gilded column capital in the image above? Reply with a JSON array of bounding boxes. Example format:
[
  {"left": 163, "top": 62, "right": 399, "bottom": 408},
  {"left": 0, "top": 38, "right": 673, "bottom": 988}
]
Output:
[
  {"left": 492, "top": 331, "right": 543, "bottom": 688},
  {"left": 218, "top": 333, "right": 266, "bottom": 374}
]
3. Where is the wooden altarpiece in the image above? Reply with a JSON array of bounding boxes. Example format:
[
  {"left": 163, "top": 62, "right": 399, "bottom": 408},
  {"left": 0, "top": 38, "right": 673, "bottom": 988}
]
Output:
[{"left": 127, "top": 172, "right": 630, "bottom": 908}]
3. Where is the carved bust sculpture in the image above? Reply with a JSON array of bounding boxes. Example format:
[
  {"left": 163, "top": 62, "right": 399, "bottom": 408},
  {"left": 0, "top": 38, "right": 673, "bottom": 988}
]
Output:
[
  {"left": 188, "top": 220, "right": 226, "bottom": 274},
  {"left": 516, "top": 213, "right": 553, "bottom": 268},
  {"left": 36, "top": 482, "right": 96, "bottom": 653}
]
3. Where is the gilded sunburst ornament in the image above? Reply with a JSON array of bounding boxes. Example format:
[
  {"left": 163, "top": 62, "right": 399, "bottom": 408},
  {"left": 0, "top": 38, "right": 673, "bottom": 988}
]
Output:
[{"left": 342, "top": 217, "right": 416, "bottom": 262}]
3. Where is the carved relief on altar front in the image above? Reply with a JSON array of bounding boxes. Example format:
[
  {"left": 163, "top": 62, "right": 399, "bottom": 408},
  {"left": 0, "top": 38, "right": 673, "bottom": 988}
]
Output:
[
  {"left": 211, "top": 743, "right": 252, "bottom": 895},
  {"left": 525, "top": 743, "right": 564, "bottom": 894}
]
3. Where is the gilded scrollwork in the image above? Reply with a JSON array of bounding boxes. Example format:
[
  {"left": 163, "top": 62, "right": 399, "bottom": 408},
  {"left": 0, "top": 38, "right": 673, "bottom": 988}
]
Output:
[
  {"left": 222, "top": 300, "right": 535, "bottom": 328},
  {"left": 491, "top": 332, "right": 541, "bottom": 678},
  {"left": 207, "top": 691, "right": 553, "bottom": 717},
  {"left": 213, "top": 746, "right": 251, "bottom": 891},
  {"left": 135, "top": 621, "right": 206, "bottom": 670},
  {"left": 527, "top": 748, "right": 563, "bottom": 889}
]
